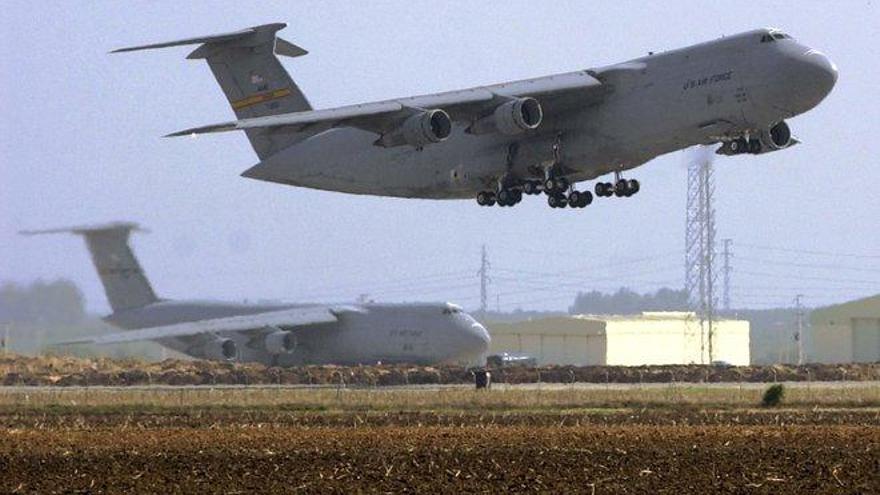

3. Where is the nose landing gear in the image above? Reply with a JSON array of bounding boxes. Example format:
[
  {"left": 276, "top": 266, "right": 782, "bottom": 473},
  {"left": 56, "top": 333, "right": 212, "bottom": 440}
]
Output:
[{"left": 726, "top": 137, "right": 762, "bottom": 155}]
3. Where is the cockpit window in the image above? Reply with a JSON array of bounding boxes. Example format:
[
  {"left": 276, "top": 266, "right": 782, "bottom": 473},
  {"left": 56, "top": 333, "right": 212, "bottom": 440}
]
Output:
[
  {"left": 442, "top": 307, "right": 462, "bottom": 315},
  {"left": 761, "top": 32, "right": 791, "bottom": 43}
]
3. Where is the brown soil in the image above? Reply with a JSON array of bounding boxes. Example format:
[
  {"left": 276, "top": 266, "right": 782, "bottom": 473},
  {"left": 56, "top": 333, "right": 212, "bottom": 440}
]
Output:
[
  {"left": 0, "top": 409, "right": 877, "bottom": 494},
  {"left": 2, "top": 354, "right": 878, "bottom": 387}
]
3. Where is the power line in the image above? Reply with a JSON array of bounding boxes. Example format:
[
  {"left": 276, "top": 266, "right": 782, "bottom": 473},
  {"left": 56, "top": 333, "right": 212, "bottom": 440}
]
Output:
[
  {"left": 738, "top": 243, "right": 880, "bottom": 260},
  {"left": 737, "top": 269, "right": 880, "bottom": 286},
  {"left": 735, "top": 256, "right": 880, "bottom": 274}
]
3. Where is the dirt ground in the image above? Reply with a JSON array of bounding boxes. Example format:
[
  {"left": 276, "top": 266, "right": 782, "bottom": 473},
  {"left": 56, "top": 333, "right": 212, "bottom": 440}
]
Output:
[
  {"left": 0, "top": 407, "right": 878, "bottom": 494},
  {"left": 2, "top": 354, "right": 878, "bottom": 386}
]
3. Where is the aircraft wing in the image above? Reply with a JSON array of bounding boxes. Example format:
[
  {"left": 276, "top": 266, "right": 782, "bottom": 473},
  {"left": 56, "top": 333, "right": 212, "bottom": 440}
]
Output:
[
  {"left": 58, "top": 306, "right": 340, "bottom": 346},
  {"left": 167, "top": 70, "right": 605, "bottom": 140}
]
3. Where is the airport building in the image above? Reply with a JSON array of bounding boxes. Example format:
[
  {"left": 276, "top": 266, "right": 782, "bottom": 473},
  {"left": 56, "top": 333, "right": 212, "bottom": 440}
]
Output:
[
  {"left": 809, "top": 294, "right": 880, "bottom": 364},
  {"left": 488, "top": 312, "right": 750, "bottom": 366}
]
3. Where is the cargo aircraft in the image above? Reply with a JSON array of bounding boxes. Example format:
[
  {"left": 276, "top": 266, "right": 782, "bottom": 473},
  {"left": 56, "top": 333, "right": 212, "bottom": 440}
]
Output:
[
  {"left": 22, "top": 223, "right": 490, "bottom": 366},
  {"left": 116, "top": 24, "right": 836, "bottom": 209}
]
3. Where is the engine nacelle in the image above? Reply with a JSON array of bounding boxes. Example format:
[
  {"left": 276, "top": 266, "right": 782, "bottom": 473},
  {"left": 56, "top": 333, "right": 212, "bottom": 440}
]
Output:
[
  {"left": 469, "top": 97, "right": 544, "bottom": 135},
  {"left": 378, "top": 109, "right": 452, "bottom": 148},
  {"left": 761, "top": 121, "right": 793, "bottom": 150},
  {"left": 264, "top": 330, "right": 297, "bottom": 355},
  {"left": 202, "top": 338, "right": 237, "bottom": 361}
]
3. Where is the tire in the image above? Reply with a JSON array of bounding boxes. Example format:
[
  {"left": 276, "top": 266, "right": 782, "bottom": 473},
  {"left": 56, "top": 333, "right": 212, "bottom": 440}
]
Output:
[
  {"left": 512, "top": 189, "right": 523, "bottom": 203},
  {"left": 544, "top": 178, "right": 556, "bottom": 192},
  {"left": 729, "top": 140, "right": 741, "bottom": 153},
  {"left": 615, "top": 179, "right": 628, "bottom": 197},
  {"left": 568, "top": 191, "right": 581, "bottom": 207},
  {"left": 476, "top": 192, "right": 488, "bottom": 206},
  {"left": 580, "top": 191, "right": 593, "bottom": 207},
  {"left": 628, "top": 179, "right": 640, "bottom": 195},
  {"left": 523, "top": 182, "right": 536, "bottom": 195},
  {"left": 594, "top": 183, "right": 605, "bottom": 197}
]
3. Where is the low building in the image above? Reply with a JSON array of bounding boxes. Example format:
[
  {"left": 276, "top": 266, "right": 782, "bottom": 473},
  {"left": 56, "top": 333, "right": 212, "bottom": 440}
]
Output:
[
  {"left": 487, "top": 312, "right": 749, "bottom": 366},
  {"left": 809, "top": 295, "right": 880, "bottom": 364}
]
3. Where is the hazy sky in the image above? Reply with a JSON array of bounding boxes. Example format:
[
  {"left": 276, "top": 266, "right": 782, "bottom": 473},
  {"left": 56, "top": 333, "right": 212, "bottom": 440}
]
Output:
[{"left": 2, "top": 1, "right": 878, "bottom": 314}]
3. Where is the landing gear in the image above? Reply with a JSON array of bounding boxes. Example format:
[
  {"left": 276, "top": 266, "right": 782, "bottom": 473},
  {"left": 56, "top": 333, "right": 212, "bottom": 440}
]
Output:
[
  {"left": 476, "top": 187, "right": 523, "bottom": 207},
  {"left": 547, "top": 193, "right": 567, "bottom": 209},
  {"left": 727, "top": 137, "right": 763, "bottom": 155},
  {"left": 595, "top": 175, "right": 639, "bottom": 198},
  {"left": 476, "top": 191, "right": 496, "bottom": 206},
  {"left": 522, "top": 181, "right": 541, "bottom": 195},
  {"left": 543, "top": 176, "right": 569, "bottom": 195},
  {"left": 567, "top": 190, "right": 593, "bottom": 208}
]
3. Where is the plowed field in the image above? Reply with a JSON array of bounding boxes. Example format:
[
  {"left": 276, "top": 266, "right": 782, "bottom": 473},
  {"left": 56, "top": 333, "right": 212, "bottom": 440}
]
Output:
[{"left": 1, "top": 406, "right": 877, "bottom": 494}]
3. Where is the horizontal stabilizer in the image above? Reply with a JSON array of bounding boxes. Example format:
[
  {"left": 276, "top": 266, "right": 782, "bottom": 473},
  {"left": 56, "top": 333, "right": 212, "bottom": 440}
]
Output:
[
  {"left": 111, "top": 23, "right": 307, "bottom": 59},
  {"left": 19, "top": 221, "right": 145, "bottom": 236}
]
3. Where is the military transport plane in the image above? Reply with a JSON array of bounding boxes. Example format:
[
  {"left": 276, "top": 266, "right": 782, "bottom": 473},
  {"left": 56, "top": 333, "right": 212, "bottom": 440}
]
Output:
[
  {"left": 116, "top": 24, "right": 836, "bottom": 209},
  {"left": 21, "top": 223, "right": 489, "bottom": 366}
]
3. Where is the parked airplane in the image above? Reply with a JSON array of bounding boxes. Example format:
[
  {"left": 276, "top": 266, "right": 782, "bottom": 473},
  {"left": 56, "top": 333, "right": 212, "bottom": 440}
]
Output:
[
  {"left": 21, "top": 223, "right": 490, "bottom": 366},
  {"left": 116, "top": 24, "right": 836, "bottom": 209}
]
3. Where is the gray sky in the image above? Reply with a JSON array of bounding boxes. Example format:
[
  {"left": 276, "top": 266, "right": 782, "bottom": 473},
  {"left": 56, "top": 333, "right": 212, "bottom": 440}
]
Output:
[{"left": 2, "top": 1, "right": 878, "bottom": 313}]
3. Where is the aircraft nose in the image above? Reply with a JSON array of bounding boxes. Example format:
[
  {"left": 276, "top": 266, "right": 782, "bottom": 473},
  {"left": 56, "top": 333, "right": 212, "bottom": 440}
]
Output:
[
  {"left": 465, "top": 322, "right": 491, "bottom": 354},
  {"left": 794, "top": 49, "right": 838, "bottom": 104}
]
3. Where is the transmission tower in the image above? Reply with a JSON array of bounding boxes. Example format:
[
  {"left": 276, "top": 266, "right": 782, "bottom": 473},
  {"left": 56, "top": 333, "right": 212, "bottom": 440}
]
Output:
[
  {"left": 722, "top": 239, "right": 733, "bottom": 313},
  {"left": 478, "top": 244, "right": 490, "bottom": 316},
  {"left": 685, "top": 152, "right": 719, "bottom": 363}
]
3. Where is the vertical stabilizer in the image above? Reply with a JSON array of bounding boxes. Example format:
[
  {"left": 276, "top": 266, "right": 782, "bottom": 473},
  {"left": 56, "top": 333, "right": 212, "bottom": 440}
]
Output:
[
  {"left": 20, "top": 222, "right": 159, "bottom": 312},
  {"left": 113, "top": 23, "right": 312, "bottom": 159}
]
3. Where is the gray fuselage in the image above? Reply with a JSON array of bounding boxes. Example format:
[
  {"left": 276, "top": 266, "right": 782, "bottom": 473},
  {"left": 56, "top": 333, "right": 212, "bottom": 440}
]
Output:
[
  {"left": 243, "top": 28, "right": 836, "bottom": 198},
  {"left": 104, "top": 299, "right": 490, "bottom": 366}
]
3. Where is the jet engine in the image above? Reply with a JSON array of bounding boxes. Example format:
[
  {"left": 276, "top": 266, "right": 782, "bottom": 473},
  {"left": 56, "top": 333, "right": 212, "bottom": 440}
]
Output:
[
  {"left": 379, "top": 109, "right": 452, "bottom": 147},
  {"left": 760, "top": 121, "right": 793, "bottom": 150},
  {"left": 469, "top": 97, "right": 544, "bottom": 135},
  {"left": 202, "top": 337, "right": 237, "bottom": 361},
  {"left": 264, "top": 329, "right": 297, "bottom": 354}
]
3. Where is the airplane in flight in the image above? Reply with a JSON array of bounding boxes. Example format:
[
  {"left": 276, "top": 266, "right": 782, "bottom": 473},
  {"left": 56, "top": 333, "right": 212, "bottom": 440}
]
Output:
[
  {"left": 21, "top": 223, "right": 490, "bottom": 366},
  {"left": 116, "top": 24, "right": 836, "bottom": 209}
]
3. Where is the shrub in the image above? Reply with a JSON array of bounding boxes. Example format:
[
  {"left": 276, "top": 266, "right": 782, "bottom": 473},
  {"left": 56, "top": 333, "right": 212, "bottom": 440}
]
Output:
[{"left": 761, "top": 384, "right": 785, "bottom": 407}]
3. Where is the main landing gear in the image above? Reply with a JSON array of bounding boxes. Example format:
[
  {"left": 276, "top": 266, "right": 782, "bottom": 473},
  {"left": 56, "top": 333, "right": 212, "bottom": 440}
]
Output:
[
  {"left": 594, "top": 172, "right": 640, "bottom": 198},
  {"left": 543, "top": 175, "right": 592, "bottom": 209},
  {"left": 476, "top": 188, "right": 523, "bottom": 207}
]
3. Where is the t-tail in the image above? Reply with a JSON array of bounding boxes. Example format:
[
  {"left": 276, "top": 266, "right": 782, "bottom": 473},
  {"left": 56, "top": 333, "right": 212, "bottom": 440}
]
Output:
[
  {"left": 20, "top": 222, "right": 159, "bottom": 313},
  {"left": 112, "top": 23, "right": 312, "bottom": 159}
]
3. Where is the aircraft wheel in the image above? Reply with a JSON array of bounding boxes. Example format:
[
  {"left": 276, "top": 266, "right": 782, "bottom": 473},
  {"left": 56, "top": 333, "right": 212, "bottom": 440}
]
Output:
[
  {"left": 548, "top": 194, "right": 565, "bottom": 208},
  {"left": 476, "top": 191, "right": 491, "bottom": 206},
  {"left": 568, "top": 191, "right": 582, "bottom": 208},
  {"left": 729, "top": 139, "right": 743, "bottom": 154},
  {"left": 579, "top": 190, "right": 593, "bottom": 207},
  {"left": 627, "top": 179, "right": 640, "bottom": 195},
  {"left": 523, "top": 181, "right": 538, "bottom": 195},
  {"left": 595, "top": 182, "right": 607, "bottom": 197},
  {"left": 614, "top": 179, "right": 629, "bottom": 197}
]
